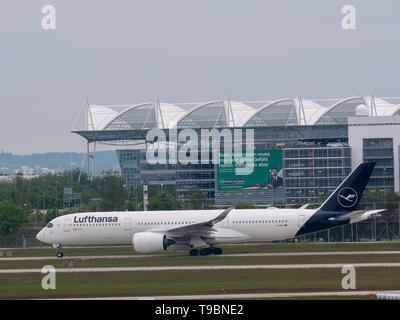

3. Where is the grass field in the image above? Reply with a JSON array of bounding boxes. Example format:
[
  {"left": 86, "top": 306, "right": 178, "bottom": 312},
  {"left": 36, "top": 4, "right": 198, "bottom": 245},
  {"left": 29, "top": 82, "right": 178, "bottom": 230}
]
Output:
[
  {"left": 2, "top": 254, "right": 400, "bottom": 269},
  {"left": 1, "top": 241, "right": 400, "bottom": 257},
  {"left": 1, "top": 242, "right": 400, "bottom": 299},
  {"left": 1, "top": 267, "right": 399, "bottom": 299}
]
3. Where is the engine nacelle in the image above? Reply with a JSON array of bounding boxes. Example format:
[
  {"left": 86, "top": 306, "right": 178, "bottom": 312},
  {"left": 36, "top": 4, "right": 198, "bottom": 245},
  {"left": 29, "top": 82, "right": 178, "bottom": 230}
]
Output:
[{"left": 132, "top": 232, "right": 175, "bottom": 253}]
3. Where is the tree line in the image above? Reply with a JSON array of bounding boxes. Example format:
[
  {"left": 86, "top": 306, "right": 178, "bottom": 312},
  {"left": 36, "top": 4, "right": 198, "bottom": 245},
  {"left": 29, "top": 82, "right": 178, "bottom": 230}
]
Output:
[
  {"left": 0, "top": 169, "right": 399, "bottom": 236},
  {"left": 0, "top": 169, "right": 210, "bottom": 236}
]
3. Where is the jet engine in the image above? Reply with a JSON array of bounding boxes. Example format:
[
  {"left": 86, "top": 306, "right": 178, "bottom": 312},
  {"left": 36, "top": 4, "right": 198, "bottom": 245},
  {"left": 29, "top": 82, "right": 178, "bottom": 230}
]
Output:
[{"left": 132, "top": 232, "right": 175, "bottom": 253}]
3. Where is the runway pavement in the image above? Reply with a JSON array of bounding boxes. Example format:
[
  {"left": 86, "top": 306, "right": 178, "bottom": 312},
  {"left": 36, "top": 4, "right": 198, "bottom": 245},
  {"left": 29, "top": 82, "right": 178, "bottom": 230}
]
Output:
[
  {"left": 2, "top": 262, "right": 400, "bottom": 273},
  {"left": 1, "top": 250, "right": 400, "bottom": 261},
  {"left": 66, "top": 290, "right": 400, "bottom": 300}
]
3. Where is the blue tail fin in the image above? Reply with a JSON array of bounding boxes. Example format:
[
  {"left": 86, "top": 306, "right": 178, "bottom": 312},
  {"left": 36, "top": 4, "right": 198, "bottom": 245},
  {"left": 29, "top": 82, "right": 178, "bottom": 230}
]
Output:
[
  {"left": 319, "top": 162, "right": 375, "bottom": 213},
  {"left": 295, "top": 162, "right": 376, "bottom": 237}
]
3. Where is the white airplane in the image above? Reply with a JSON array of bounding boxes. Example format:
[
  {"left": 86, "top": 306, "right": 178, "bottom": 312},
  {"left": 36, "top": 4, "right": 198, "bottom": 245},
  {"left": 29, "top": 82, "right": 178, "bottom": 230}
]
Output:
[{"left": 36, "top": 162, "right": 384, "bottom": 258}]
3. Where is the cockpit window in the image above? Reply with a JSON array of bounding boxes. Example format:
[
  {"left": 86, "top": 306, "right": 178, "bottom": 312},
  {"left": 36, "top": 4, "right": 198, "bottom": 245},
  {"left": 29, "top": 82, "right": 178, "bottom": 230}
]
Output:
[{"left": 46, "top": 223, "right": 53, "bottom": 228}]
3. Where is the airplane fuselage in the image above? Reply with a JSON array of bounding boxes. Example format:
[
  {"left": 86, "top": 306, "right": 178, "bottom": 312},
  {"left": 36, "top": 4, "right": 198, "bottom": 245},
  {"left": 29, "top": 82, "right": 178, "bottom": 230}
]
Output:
[
  {"left": 35, "top": 162, "right": 380, "bottom": 256},
  {"left": 37, "top": 208, "right": 316, "bottom": 246}
]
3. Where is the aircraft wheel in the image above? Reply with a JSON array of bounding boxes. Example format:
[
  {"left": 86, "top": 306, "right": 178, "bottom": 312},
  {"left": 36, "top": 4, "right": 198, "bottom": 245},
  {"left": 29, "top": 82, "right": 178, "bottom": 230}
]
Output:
[
  {"left": 213, "top": 248, "right": 223, "bottom": 255},
  {"left": 56, "top": 244, "right": 64, "bottom": 258},
  {"left": 189, "top": 249, "right": 199, "bottom": 256},
  {"left": 200, "top": 248, "right": 213, "bottom": 256}
]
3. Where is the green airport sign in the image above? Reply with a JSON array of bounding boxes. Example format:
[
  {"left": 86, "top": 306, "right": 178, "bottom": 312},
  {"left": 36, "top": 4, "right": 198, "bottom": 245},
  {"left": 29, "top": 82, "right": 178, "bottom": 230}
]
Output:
[{"left": 217, "top": 149, "right": 283, "bottom": 190}]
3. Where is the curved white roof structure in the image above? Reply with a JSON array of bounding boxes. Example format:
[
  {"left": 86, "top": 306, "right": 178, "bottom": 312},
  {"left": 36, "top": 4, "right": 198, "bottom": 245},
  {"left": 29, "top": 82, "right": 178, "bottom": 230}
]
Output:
[
  {"left": 363, "top": 97, "right": 400, "bottom": 116},
  {"left": 85, "top": 96, "right": 400, "bottom": 131},
  {"left": 298, "top": 99, "right": 329, "bottom": 125},
  {"left": 313, "top": 97, "right": 366, "bottom": 125},
  {"left": 229, "top": 101, "right": 255, "bottom": 127},
  {"left": 175, "top": 101, "right": 227, "bottom": 129},
  {"left": 87, "top": 105, "right": 119, "bottom": 131},
  {"left": 242, "top": 99, "right": 296, "bottom": 127}
]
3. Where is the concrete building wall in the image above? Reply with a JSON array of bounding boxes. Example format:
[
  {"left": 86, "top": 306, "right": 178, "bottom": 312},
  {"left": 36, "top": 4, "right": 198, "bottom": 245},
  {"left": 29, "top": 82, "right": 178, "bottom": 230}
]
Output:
[{"left": 348, "top": 116, "right": 400, "bottom": 192}]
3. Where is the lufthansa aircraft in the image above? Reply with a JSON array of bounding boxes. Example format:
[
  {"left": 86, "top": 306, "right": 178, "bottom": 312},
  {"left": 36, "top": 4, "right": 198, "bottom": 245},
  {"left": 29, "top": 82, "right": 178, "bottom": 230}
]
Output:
[{"left": 36, "top": 162, "right": 384, "bottom": 257}]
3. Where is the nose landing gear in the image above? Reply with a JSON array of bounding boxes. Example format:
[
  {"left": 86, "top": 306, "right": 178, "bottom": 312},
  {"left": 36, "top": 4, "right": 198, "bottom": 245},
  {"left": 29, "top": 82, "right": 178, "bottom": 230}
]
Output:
[{"left": 55, "top": 244, "right": 64, "bottom": 258}]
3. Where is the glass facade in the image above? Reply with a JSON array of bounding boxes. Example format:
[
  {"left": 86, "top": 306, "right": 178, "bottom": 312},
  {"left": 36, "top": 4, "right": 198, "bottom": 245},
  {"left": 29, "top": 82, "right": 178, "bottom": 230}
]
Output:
[
  {"left": 117, "top": 150, "right": 141, "bottom": 189},
  {"left": 244, "top": 100, "right": 297, "bottom": 127},
  {"left": 116, "top": 125, "right": 353, "bottom": 205},
  {"left": 363, "top": 138, "right": 394, "bottom": 189},
  {"left": 78, "top": 97, "right": 400, "bottom": 207},
  {"left": 215, "top": 189, "right": 286, "bottom": 206},
  {"left": 176, "top": 156, "right": 216, "bottom": 200},
  {"left": 114, "top": 123, "right": 397, "bottom": 206},
  {"left": 283, "top": 147, "right": 352, "bottom": 203},
  {"left": 117, "top": 149, "right": 176, "bottom": 190},
  {"left": 177, "top": 102, "right": 227, "bottom": 128},
  {"left": 315, "top": 97, "right": 365, "bottom": 125},
  {"left": 105, "top": 104, "right": 156, "bottom": 130}
]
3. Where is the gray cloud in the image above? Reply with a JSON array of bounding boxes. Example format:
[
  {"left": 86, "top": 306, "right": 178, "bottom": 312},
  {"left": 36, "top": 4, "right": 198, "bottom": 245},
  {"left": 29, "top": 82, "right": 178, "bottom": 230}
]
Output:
[{"left": 1, "top": 0, "right": 399, "bottom": 153}]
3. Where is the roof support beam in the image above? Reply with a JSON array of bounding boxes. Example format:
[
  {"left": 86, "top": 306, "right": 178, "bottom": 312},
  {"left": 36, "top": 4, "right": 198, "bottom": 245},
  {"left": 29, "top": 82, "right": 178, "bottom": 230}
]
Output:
[
  {"left": 224, "top": 95, "right": 235, "bottom": 127},
  {"left": 370, "top": 93, "right": 378, "bottom": 116},
  {"left": 297, "top": 94, "right": 307, "bottom": 125}
]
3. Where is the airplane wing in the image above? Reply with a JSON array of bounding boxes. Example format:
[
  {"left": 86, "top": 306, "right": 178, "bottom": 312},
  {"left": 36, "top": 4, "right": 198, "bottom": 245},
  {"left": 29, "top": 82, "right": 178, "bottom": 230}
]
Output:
[
  {"left": 329, "top": 209, "right": 385, "bottom": 222},
  {"left": 153, "top": 207, "right": 234, "bottom": 239}
]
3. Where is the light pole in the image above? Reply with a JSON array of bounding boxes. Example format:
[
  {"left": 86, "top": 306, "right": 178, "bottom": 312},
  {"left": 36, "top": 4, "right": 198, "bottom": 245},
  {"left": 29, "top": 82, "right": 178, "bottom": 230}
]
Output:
[
  {"left": 42, "top": 182, "right": 45, "bottom": 224},
  {"left": 318, "top": 191, "right": 324, "bottom": 206},
  {"left": 97, "top": 186, "right": 100, "bottom": 212},
  {"left": 350, "top": 222, "right": 353, "bottom": 242},
  {"left": 135, "top": 186, "right": 138, "bottom": 211},
  {"left": 355, "top": 222, "right": 358, "bottom": 242},
  {"left": 383, "top": 168, "right": 387, "bottom": 207},
  {"left": 123, "top": 184, "right": 128, "bottom": 204},
  {"left": 297, "top": 190, "right": 302, "bottom": 205},
  {"left": 55, "top": 180, "right": 57, "bottom": 206}
]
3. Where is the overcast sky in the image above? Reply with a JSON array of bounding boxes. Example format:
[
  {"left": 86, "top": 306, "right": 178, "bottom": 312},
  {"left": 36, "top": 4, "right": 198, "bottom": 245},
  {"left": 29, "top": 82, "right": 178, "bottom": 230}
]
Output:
[{"left": 1, "top": 0, "right": 399, "bottom": 154}]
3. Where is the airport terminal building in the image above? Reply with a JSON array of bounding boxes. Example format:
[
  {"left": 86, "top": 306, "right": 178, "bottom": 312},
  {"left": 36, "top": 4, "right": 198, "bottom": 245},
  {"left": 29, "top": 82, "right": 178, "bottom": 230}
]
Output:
[{"left": 73, "top": 96, "right": 400, "bottom": 206}]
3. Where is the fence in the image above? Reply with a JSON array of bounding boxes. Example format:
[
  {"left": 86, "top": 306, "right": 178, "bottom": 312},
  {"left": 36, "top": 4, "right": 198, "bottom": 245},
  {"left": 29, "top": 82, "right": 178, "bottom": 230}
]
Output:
[
  {"left": 1, "top": 220, "right": 400, "bottom": 249},
  {"left": 0, "top": 235, "right": 50, "bottom": 249},
  {"left": 297, "top": 220, "right": 400, "bottom": 243}
]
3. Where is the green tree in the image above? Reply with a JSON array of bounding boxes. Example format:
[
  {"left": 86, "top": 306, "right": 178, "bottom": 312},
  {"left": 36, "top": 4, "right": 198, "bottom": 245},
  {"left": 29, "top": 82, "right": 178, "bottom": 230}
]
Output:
[
  {"left": 45, "top": 208, "right": 58, "bottom": 223},
  {"left": 126, "top": 199, "right": 137, "bottom": 211},
  {"left": 147, "top": 192, "right": 182, "bottom": 211},
  {"left": 0, "top": 181, "right": 13, "bottom": 202},
  {"left": 381, "top": 190, "right": 400, "bottom": 220},
  {"left": 11, "top": 175, "right": 29, "bottom": 206},
  {"left": 234, "top": 202, "right": 257, "bottom": 209},
  {"left": 100, "top": 178, "right": 126, "bottom": 211},
  {"left": 182, "top": 186, "right": 210, "bottom": 209},
  {"left": 0, "top": 200, "right": 26, "bottom": 236}
]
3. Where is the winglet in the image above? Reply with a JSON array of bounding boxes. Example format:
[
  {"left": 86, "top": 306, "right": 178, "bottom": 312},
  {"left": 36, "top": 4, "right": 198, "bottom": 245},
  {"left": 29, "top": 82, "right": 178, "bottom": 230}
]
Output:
[{"left": 209, "top": 207, "right": 234, "bottom": 226}]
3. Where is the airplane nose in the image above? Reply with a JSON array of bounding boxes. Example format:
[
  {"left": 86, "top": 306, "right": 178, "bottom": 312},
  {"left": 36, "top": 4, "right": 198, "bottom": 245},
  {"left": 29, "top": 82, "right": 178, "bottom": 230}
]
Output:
[{"left": 36, "top": 230, "right": 43, "bottom": 241}]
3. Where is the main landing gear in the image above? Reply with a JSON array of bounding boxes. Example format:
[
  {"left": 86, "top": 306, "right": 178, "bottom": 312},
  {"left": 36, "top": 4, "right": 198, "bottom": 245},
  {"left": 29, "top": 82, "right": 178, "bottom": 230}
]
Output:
[
  {"left": 55, "top": 244, "right": 64, "bottom": 258},
  {"left": 189, "top": 247, "right": 223, "bottom": 256}
]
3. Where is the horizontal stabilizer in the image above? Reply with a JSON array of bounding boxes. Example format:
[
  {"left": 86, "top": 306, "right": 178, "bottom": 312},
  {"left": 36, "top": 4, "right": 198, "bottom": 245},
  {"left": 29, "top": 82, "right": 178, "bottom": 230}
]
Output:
[{"left": 329, "top": 209, "right": 386, "bottom": 222}]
